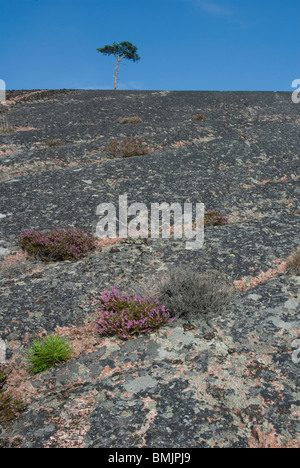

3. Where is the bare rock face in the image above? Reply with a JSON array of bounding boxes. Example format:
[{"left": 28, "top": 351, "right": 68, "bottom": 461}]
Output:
[
  {"left": 0, "top": 90, "right": 299, "bottom": 448},
  {"left": 0, "top": 339, "right": 6, "bottom": 363}
]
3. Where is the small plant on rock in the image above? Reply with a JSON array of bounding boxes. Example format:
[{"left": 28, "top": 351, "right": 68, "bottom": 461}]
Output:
[
  {"left": 118, "top": 116, "right": 143, "bottom": 124},
  {"left": 46, "top": 138, "right": 64, "bottom": 147},
  {"left": 158, "top": 266, "right": 234, "bottom": 322},
  {"left": 103, "top": 137, "right": 150, "bottom": 158},
  {"left": 19, "top": 228, "right": 97, "bottom": 262},
  {"left": 97, "top": 287, "right": 175, "bottom": 340},
  {"left": 191, "top": 114, "right": 206, "bottom": 121},
  {"left": 27, "top": 334, "right": 73, "bottom": 374},
  {"left": 285, "top": 250, "right": 300, "bottom": 276},
  {"left": 204, "top": 210, "right": 228, "bottom": 226}
]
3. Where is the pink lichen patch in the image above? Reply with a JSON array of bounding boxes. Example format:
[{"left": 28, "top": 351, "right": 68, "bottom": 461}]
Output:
[
  {"left": 242, "top": 174, "right": 300, "bottom": 190},
  {"left": 99, "top": 362, "right": 136, "bottom": 380},
  {"left": 249, "top": 425, "right": 300, "bottom": 448},
  {"left": 218, "top": 162, "right": 230, "bottom": 171},
  {"left": 3, "top": 90, "right": 48, "bottom": 107},
  {"left": 120, "top": 391, "right": 135, "bottom": 399},
  {"left": 54, "top": 316, "right": 100, "bottom": 358},
  {"left": 44, "top": 390, "right": 99, "bottom": 448},
  {"left": 172, "top": 140, "right": 186, "bottom": 148},
  {"left": 3, "top": 350, "right": 42, "bottom": 404},
  {"left": 94, "top": 237, "right": 125, "bottom": 250},
  {"left": 133, "top": 396, "right": 158, "bottom": 447},
  {"left": 12, "top": 126, "right": 37, "bottom": 132},
  {"left": 233, "top": 258, "right": 288, "bottom": 292},
  {"left": 1, "top": 250, "right": 28, "bottom": 265},
  {"left": 0, "top": 149, "right": 18, "bottom": 156},
  {"left": 0, "top": 249, "right": 46, "bottom": 279}
]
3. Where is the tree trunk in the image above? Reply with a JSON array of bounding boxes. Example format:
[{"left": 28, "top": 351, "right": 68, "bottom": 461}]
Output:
[
  {"left": 114, "top": 58, "right": 121, "bottom": 90},
  {"left": 113, "top": 55, "right": 125, "bottom": 90}
]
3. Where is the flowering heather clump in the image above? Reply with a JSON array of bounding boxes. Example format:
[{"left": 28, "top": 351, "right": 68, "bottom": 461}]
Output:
[
  {"left": 0, "top": 365, "right": 26, "bottom": 423},
  {"left": 19, "top": 228, "right": 97, "bottom": 262},
  {"left": 103, "top": 137, "right": 150, "bottom": 158},
  {"left": 97, "top": 287, "right": 175, "bottom": 340},
  {"left": 204, "top": 210, "right": 228, "bottom": 226}
]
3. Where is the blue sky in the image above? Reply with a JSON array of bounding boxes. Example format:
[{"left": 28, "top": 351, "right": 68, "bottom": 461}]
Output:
[{"left": 0, "top": 0, "right": 299, "bottom": 91}]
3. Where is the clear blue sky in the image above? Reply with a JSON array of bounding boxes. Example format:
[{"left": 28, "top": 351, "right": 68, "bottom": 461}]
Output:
[{"left": 0, "top": 0, "right": 299, "bottom": 91}]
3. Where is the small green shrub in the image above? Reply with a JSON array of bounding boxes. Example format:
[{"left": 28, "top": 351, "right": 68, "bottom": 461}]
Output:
[
  {"left": 97, "top": 287, "right": 175, "bottom": 340},
  {"left": 46, "top": 138, "right": 64, "bottom": 147},
  {"left": 285, "top": 250, "right": 300, "bottom": 276},
  {"left": 0, "top": 365, "right": 26, "bottom": 423},
  {"left": 27, "top": 334, "right": 73, "bottom": 374},
  {"left": 103, "top": 137, "right": 150, "bottom": 158},
  {"left": 19, "top": 228, "right": 97, "bottom": 262},
  {"left": 204, "top": 210, "right": 228, "bottom": 226},
  {"left": 158, "top": 266, "right": 234, "bottom": 322}
]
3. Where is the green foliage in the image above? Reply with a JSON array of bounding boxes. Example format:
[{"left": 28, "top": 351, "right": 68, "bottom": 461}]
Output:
[
  {"left": 158, "top": 266, "right": 234, "bottom": 322},
  {"left": 97, "top": 41, "right": 140, "bottom": 89},
  {"left": 97, "top": 41, "right": 141, "bottom": 62},
  {"left": 27, "top": 334, "right": 73, "bottom": 374}
]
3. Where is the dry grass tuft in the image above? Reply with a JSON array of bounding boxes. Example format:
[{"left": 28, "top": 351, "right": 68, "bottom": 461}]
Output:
[
  {"left": 191, "top": 114, "right": 206, "bottom": 121},
  {"left": 118, "top": 116, "right": 143, "bottom": 124},
  {"left": 285, "top": 250, "right": 300, "bottom": 276},
  {"left": 158, "top": 265, "right": 235, "bottom": 323},
  {"left": 46, "top": 138, "right": 64, "bottom": 147}
]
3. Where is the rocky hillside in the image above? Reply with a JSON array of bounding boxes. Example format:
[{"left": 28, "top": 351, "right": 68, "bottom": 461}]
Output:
[{"left": 0, "top": 89, "right": 299, "bottom": 448}]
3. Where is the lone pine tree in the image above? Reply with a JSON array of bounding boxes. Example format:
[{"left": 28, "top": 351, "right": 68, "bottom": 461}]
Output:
[{"left": 97, "top": 41, "right": 141, "bottom": 90}]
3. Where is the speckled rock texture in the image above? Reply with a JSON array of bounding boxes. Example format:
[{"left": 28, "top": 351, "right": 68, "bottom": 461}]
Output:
[{"left": 0, "top": 90, "right": 299, "bottom": 448}]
